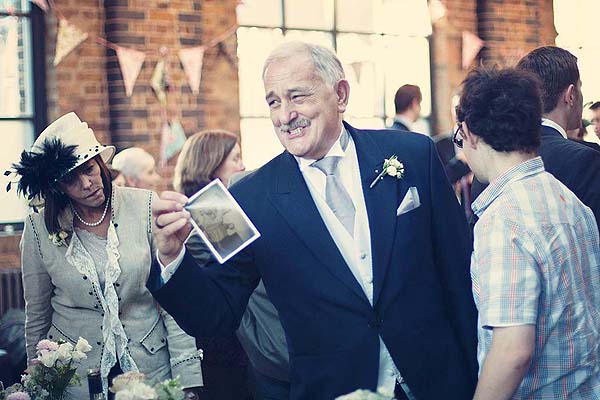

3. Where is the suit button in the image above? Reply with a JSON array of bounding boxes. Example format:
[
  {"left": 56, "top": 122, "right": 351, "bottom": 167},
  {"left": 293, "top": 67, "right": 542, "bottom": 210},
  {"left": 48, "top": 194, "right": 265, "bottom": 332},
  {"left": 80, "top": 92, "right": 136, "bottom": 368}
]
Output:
[
  {"left": 48, "top": 335, "right": 53, "bottom": 339},
  {"left": 83, "top": 276, "right": 88, "bottom": 280},
  {"left": 161, "top": 338, "right": 165, "bottom": 343},
  {"left": 94, "top": 305, "right": 99, "bottom": 309},
  {"left": 150, "top": 347, "right": 154, "bottom": 352},
  {"left": 96, "top": 341, "right": 101, "bottom": 346},
  {"left": 115, "top": 283, "right": 120, "bottom": 287},
  {"left": 89, "top": 291, "right": 93, "bottom": 295},
  {"left": 360, "top": 253, "right": 367, "bottom": 260}
]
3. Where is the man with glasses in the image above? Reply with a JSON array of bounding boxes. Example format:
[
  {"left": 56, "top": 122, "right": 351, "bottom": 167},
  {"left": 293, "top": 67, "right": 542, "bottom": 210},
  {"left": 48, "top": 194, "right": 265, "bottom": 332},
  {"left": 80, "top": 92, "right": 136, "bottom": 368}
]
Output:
[
  {"left": 470, "top": 46, "right": 600, "bottom": 228},
  {"left": 458, "top": 66, "right": 600, "bottom": 399}
]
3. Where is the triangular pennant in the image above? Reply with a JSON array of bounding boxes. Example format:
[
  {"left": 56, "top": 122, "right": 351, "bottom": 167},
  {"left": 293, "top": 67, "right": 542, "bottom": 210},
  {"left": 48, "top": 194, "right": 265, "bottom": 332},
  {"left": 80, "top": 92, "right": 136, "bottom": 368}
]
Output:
[
  {"left": 462, "top": 31, "right": 484, "bottom": 70},
  {"left": 54, "top": 18, "right": 88, "bottom": 66},
  {"left": 116, "top": 46, "right": 145, "bottom": 97},
  {"left": 165, "top": 119, "right": 187, "bottom": 161},
  {"left": 30, "top": 0, "right": 49, "bottom": 12},
  {"left": 150, "top": 59, "right": 167, "bottom": 105},
  {"left": 178, "top": 46, "right": 204, "bottom": 95},
  {"left": 350, "top": 61, "right": 363, "bottom": 84}
]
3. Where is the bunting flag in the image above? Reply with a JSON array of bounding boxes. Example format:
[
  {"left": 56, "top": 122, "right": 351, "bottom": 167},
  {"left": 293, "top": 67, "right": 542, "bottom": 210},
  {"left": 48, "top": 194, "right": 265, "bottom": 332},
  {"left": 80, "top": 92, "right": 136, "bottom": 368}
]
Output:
[
  {"left": 178, "top": 46, "right": 204, "bottom": 95},
  {"left": 116, "top": 46, "right": 145, "bottom": 97},
  {"left": 30, "top": 0, "right": 49, "bottom": 12},
  {"left": 159, "top": 119, "right": 187, "bottom": 167},
  {"left": 462, "top": 31, "right": 484, "bottom": 70},
  {"left": 349, "top": 61, "right": 363, "bottom": 84},
  {"left": 53, "top": 18, "right": 88, "bottom": 66},
  {"left": 150, "top": 59, "right": 168, "bottom": 105}
]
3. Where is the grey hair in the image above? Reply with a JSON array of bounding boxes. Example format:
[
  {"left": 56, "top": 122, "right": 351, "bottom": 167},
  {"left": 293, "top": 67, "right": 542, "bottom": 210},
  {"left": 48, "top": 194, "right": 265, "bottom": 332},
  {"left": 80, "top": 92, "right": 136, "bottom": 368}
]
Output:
[
  {"left": 262, "top": 41, "right": 345, "bottom": 87},
  {"left": 111, "top": 147, "right": 155, "bottom": 179}
]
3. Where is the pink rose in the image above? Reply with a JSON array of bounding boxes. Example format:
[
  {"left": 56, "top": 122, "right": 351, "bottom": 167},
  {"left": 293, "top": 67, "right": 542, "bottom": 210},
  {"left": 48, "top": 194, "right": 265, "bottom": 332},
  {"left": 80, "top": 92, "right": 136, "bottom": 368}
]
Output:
[
  {"left": 36, "top": 339, "right": 59, "bottom": 352},
  {"left": 7, "top": 392, "right": 31, "bottom": 400}
]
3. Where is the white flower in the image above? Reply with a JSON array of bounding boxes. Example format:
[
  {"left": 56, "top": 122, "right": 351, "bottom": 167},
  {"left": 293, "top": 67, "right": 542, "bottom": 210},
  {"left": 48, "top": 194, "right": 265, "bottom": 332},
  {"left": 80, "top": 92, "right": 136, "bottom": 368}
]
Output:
[
  {"left": 335, "top": 389, "right": 391, "bottom": 400},
  {"left": 71, "top": 350, "right": 87, "bottom": 362},
  {"left": 48, "top": 230, "right": 69, "bottom": 246},
  {"left": 58, "top": 230, "right": 68, "bottom": 239},
  {"left": 75, "top": 337, "right": 92, "bottom": 353},
  {"left": 38, "top": 349, "right": 58, "bottom": 367},
  {"left": 369, "top": 155, "right": 405, "bottom": 188},
  {"left": 56, "top": 342, "right": 74, "bottom": 363},
  {"left": 115, "top": 382, "right": 157, "bottom": 400},
  {"left": 111, "top": 372, "right": 146, "bottom": 393}
]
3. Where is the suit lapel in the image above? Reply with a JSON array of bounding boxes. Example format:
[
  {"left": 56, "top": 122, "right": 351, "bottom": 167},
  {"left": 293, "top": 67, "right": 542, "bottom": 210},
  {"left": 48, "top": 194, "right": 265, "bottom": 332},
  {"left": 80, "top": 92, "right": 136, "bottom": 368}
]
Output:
[
  {"left": 269, "top": 151, "right": 370, "bottom": 304},
  {"left": 348, "top": 123, "right": 404, "bottom": 306}
]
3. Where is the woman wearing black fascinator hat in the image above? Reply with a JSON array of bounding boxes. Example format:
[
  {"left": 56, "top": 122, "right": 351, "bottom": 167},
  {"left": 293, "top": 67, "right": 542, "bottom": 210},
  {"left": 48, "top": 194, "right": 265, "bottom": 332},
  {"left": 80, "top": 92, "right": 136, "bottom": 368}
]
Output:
[{"left": 9, "top": 113, "right": 203, "bottom": 399}]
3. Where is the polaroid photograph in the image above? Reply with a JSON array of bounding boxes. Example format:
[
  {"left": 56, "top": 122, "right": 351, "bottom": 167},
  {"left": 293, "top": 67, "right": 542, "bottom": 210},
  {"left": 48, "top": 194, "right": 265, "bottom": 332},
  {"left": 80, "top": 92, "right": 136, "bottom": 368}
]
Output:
[{"left": 184, "top": 179, "right": 260, "bottom": 264}]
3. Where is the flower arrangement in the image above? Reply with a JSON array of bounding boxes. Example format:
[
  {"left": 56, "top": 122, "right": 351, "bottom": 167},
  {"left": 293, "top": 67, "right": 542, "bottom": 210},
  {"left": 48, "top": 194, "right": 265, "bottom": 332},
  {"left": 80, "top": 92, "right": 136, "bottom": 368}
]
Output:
[
  {"left": 0, "top": 337, "right": 92, "bottom": 400},
  {"left": 335, "top": 389, "right": 392, "bottom": 400},
  {"left": 369, "top": 155, "right": 405, "bottom": 188},
  {"left": 110, "top": 372, "right": 184, "bottom": 400},
  {"left": 48, "top": 230, "right": 69, "bottom": 247}
]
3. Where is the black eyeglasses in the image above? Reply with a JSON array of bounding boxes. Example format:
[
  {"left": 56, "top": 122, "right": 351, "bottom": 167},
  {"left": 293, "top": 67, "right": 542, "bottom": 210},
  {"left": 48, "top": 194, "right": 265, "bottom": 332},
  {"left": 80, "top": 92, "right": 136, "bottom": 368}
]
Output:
[{"left": 453, "top": 125, "right": 464, "bottom": 148}]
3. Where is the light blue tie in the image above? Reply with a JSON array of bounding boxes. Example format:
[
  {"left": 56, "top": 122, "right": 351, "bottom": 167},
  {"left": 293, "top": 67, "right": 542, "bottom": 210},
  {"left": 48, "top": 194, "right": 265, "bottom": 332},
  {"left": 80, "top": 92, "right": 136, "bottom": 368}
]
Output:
[{"left": 311, "top": 134, "right": 355, "bottom": 235}]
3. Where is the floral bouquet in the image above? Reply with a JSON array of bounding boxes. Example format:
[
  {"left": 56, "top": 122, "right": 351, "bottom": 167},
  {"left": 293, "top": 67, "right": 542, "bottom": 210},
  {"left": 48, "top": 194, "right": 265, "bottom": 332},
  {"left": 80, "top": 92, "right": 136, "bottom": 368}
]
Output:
[
  {"left": 110, "top": 372, "right": 184, "bottom": 400},
  {"left": 0, "top": 337, "right": 92, "bottom": 400},
  {"left": 335, "top": 389, "right": 392, "bottom": 400}
]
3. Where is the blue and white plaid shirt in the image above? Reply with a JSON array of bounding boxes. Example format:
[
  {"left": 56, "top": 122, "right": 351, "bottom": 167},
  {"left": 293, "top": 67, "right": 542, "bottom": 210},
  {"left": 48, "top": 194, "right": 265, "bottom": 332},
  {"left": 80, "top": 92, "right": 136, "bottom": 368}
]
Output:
[{"left": 471, "top": 157, "right": 600, "bottom": 399}]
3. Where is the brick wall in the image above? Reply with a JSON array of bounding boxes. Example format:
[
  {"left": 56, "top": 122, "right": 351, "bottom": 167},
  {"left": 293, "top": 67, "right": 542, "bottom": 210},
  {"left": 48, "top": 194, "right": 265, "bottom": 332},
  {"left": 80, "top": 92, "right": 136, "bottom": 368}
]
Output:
[{"left": 430, "top": 0, "right": 556, "bottom": 134}]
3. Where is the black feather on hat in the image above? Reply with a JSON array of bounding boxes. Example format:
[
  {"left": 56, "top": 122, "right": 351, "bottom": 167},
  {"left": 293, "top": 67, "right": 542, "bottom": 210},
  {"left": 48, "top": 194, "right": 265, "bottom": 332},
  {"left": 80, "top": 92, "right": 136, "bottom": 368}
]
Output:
[{"left": 7, "top": 138, "right": 78, "bottom": 201}]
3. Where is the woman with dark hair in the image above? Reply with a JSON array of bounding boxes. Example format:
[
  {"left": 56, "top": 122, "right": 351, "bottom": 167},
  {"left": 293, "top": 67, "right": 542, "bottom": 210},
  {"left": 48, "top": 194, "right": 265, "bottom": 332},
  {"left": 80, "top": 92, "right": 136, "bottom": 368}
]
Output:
[
  {"left": 172, "top": 130, "right": 250, "bottom": 400},
  {"left": 11, "top": 113, "right": 203, "bottom": 399}
]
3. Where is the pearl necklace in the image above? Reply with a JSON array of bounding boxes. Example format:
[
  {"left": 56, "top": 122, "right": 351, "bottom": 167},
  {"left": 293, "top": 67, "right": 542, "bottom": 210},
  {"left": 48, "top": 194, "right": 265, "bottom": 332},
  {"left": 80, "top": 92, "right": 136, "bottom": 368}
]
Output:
[{"left": 71, "top": 200, "right": 110, "bottom": 227}]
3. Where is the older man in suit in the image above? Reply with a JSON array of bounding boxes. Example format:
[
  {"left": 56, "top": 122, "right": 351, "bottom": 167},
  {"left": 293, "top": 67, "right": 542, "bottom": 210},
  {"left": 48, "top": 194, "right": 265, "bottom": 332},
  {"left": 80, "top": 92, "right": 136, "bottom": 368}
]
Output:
[
  {"left": 148, "top": 42, "right": 477, "bottom": 400},
  {"left": 471, "top": 46, "right": 600, "bottom": 227}
]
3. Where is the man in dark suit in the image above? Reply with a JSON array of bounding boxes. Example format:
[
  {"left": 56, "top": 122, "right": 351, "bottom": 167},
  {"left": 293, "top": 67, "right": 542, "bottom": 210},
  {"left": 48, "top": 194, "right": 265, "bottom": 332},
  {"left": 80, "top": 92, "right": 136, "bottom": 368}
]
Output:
[
  {"left": 389, "top": 84, "right": 421, "bottom": 132},
  {"left": 471, "top": 46, "right": 600, "bottom": 227},
  {"left": 149, "top": 42, "right": 477, "bottom": 400}
]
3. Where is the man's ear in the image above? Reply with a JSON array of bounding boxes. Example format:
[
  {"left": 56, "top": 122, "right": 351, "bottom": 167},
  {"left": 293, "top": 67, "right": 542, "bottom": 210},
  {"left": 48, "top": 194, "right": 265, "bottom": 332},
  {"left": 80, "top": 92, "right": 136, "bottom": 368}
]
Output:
[
  {"left": 565, "top": 83, "right": 576, "bottom": 107},
  {"left": 334, "top": 79, "right": 350, "bottom": 113}
]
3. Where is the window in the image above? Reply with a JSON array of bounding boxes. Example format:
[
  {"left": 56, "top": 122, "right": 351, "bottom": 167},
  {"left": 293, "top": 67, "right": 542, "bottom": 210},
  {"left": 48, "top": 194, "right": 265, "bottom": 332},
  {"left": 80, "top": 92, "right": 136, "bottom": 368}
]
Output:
[
  {"left": 236, "top": 0, "right": 433, "bottom": 169},
  {"left": 0, "top": 0, "right": 46, "bottom": 229},
  {"left": 554, "top": 0, "right": 600, "bottom": 143}
]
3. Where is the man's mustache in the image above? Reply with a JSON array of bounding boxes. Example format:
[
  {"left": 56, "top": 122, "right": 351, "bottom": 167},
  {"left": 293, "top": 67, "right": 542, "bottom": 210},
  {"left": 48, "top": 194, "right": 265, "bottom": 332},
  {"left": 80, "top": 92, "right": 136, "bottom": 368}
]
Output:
[{"left": 280, "top": 118, "right": 311, "bottom": 133}]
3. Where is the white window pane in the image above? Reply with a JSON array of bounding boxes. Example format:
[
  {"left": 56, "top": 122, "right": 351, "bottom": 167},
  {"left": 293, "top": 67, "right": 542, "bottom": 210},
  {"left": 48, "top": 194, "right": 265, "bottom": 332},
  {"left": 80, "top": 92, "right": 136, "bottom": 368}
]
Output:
[
  {"left": 284, "top": 30, "right": 333, "bottom": 49},
  {"left": 0, "top": 120, "right": 34, "bottom": 223},
  {"left": 336, "top": 0, "right": 374, "bottom": 33},
  {"left": 0, "top": 16, "right": 33, "bottom": 117},
  {"left": 0, "top": 0, "right": 29, "bottom": 13},
  {"left": 345, "top": 117, "right": 386, "bottom": 130},
  {"left": 382, "top": 36, "right": 431, "bottom": 118},
  {"left": 237, "top": 27, "right": 284, "bottom": 118},
  {"left": 237, "top": 0, "right": 282, "bottom": 26},
  {"left": 284, "top": 0, "right": 334, "bottom": 30},
  {"left": 337, "top": 34, "right": 385, "bottom": 119},
  {"left": 240, "top": 118, "right": 284, "bottom": 170},
  {"left": 374, "top": 0, "right": 432, "bottom": 36}
]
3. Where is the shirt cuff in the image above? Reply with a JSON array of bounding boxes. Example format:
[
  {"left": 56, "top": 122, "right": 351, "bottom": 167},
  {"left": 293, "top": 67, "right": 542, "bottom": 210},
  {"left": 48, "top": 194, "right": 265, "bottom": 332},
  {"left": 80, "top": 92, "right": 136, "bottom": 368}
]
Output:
[{"left": 157, "top": 247, "right": 186, "bottom": 284}]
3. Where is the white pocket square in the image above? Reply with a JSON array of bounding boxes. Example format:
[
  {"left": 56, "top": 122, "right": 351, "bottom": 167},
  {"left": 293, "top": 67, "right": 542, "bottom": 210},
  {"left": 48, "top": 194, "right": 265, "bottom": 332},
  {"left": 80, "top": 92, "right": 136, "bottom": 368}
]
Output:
[{"left": 397, "top": 187, "right": 421, "bottom": 216}]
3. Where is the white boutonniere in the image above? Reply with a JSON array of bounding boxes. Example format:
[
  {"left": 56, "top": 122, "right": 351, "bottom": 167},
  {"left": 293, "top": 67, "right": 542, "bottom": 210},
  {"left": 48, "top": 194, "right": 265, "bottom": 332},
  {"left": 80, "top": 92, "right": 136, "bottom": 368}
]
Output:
[
  {"left": 48, "top": 230, "right": 69, "bottom": 247},
  {"left": 369, "top": 155, "right": 404, "bottom": 188}
]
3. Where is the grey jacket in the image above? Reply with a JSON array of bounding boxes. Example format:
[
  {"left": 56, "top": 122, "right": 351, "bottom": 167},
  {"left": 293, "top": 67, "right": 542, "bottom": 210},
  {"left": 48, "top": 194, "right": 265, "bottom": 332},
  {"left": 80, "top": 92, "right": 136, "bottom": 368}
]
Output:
[{"left": 21, "top": 187, "right": 202, "bottom": 397}]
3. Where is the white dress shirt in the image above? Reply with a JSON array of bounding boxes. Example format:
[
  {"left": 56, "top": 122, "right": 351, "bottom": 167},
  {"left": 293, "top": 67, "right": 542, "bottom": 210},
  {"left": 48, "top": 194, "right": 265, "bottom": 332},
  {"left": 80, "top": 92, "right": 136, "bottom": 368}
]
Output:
[
  {"left": 541, "top": 117, "right": 567, "bottom": 139},
  {"left": 159, "top": 129, "right": 402, "bottom": 396}
]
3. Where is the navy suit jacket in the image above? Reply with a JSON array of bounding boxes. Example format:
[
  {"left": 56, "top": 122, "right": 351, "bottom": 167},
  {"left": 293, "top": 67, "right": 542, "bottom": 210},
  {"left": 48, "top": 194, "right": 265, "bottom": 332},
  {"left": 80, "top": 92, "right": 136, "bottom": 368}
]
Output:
[
  {"left": 149, "top": 123, "right": 478, "bottom": 399},
  {"left": 472, "top": 125, "right": 600, "bottom": 227}
]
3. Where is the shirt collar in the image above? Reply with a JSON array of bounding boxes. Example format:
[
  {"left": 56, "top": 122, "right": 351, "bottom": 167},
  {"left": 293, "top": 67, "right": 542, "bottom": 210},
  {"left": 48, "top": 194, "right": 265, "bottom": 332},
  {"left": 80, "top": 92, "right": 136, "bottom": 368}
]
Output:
[
  {"left": 295, "top": 127, "right": 348, "bottom": 172},
  {"left": 394, "top": 115, "right": 413, "bottom": 130},
  {"left": 541, "top": 118, "right": 567, "bottom": 139},
  {"left": 471, "top": 157, "right": 545, "bottom": 217}
]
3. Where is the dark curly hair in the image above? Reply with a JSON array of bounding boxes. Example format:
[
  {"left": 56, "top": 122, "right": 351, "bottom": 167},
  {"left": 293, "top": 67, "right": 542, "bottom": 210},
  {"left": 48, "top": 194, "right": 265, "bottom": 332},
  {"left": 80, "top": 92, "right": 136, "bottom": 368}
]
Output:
[
  {"left": 456, "top": 67, "right": 542, "bottom": 153},
  {"left": 516, "top": 46, "right": 579, "bottom": 114}
]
